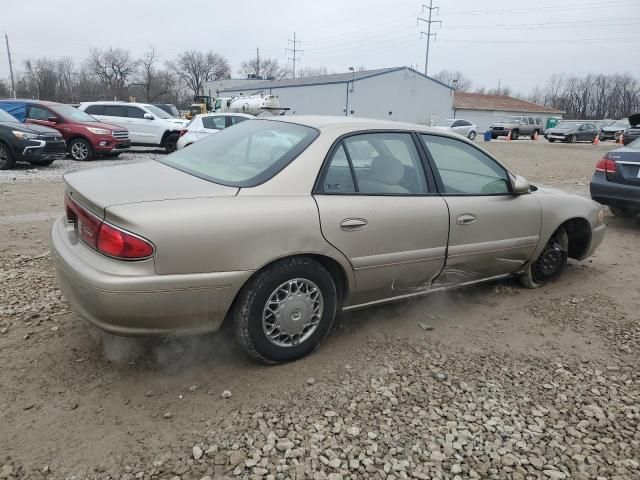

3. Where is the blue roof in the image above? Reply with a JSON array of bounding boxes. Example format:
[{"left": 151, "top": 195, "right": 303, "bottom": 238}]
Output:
[{"left": 0, "top": 101, "right": 27, "bottom": 122}]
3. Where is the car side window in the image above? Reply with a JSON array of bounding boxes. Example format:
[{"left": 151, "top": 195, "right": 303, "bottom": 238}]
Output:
[
  {"left": 27, "top": 105, "right": 53, "bottom": 120},
  {"left": 528, "top": 117, "right": 535, "bottom": 125},
  {"left": 341, "top": 133, "right": 428, "bottom": 195},
  {"left": 535, "top": 118, "right": 542, "bottom": 125},
  {"left": 322, "top": 144, "right": 356, "bottom": 193},
  {"left": 202, "top": 116, "right": 226, "bottom": 130},
  {"left": 103, "top": 105, "right": 125, "bottom": 117},
  {"left": 127, "top": 106, "right": 146, "bottom": 119},
  {"left": 451, "top": 120, "right": 463, "bottom": 127},
  {"left": 84, "top": 105, "right": 103, "bottom": 115},
  {"left": 421, "top": 134, "right": 511, "bottom": 195}
]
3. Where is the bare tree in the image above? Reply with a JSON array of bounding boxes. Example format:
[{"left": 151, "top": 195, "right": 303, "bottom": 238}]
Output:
[
  {"left": 297, "top": 66, "right": 331, "bottom": 78},
  {"left": 169, "top": 50, "right": 230, "bottom": 98},
  {"left": 0, "top": 79, "right": 7, "bottom": 98},
  {"left": 433, "top": 70, "right": 473, "bottom": 91},
  {"left": 86, "top": 47, "right": 138, "bottom": 99},
  {"left": 239, "top": 56, "right": 287, "bottom": 80}
]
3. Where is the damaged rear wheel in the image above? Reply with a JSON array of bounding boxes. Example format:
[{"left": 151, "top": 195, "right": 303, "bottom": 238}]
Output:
[{"left": 520, "top": 227, "right": 569, "bottom": 289}]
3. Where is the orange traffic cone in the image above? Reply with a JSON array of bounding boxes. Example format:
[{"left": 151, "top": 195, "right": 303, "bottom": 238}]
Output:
[
  {"left": 593, "top": 133, "right": 600, "bottom": 145},
  {"left": 506, "top": 130, "right": 512, "bottom": 141},
  {"left": 616, "top": 132, "right": 624, "bottom": 145},
  {"left": 533, "top": 130, "right": 539, "bottom": 141}
]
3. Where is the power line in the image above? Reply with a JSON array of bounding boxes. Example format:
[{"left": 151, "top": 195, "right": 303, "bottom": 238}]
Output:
[
  {"left": 4, "top": 32, "right": 15, "bottom": 98},
  {"left": 286, "top": 32, "right": 303, "bottom": 79},
  {"left": 417, "top": 1, "right": 441, "bottom": 76},
  {"left": 444, "top": 0, "right": 637, "bottom": 15}
]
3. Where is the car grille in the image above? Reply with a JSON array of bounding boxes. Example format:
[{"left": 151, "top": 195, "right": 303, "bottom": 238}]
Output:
[
  {"left": 43, "top": 141, "right": 66, "bottom": 154},
  {"left": 39, "top": 135, "right": 62, "bottom": 142},
  {"left": 492, "top": 126, "right": 505, "bottom": 131},
  {"left": 113, "top": 130, "right": 129, "bottom": 140}
]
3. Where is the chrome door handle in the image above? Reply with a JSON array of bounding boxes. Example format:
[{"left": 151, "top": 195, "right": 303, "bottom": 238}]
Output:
[
  {"left": 456, "top": 213, "right": 477, "bottom": 225},
  {"left": 340, "top": 218, "right": 368, "bottom": 231}
]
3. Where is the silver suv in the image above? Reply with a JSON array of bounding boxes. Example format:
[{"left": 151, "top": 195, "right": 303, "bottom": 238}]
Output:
[
  {"left": 79, "top": 102, "right": 188, "bottom": 152},
  {"left": 490, "top": 116, "right": 544, "bottom": 140}
]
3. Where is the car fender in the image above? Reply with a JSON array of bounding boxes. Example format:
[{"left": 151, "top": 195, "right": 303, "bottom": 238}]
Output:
[
  {"left": 530, "top": 188, "right": 603, "bottom": 261},
  {"left": 104, "top": 195, "right": 357, "bottom": 295}
]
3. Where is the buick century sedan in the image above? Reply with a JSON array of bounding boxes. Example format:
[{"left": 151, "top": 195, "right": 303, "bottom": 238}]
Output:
[{"left": 51, "top": 116, "right": 606, "bottom": 363}]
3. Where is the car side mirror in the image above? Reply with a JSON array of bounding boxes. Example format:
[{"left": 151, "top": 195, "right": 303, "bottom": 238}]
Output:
[
  {"left": 47, "top": 116, "right": 59, "bottom": 123},
  {"left": 512, "top": 175, "right": 530, "bottom": 195},
  {"left": 144, "top": 113, "right": 154, "bottom": 120}
]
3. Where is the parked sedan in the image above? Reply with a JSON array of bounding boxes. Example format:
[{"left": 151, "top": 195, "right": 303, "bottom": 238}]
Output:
[
  {"left": 433, "top": 118, "right": 478, "bottom": 140},
  {"left": 545, "top": 121, "right": 599, "bottom": 143},
  {"left": 590, "top": 137, "right": 640, "bottom": 217},
  {"left": 600, "top": 119, "right": 629, "bottom": 141},
  {"left": 51, "top": 116, "right": 605, "bottom": 363},
  {"left": 176, "top": 113, "right": 253, "bottom": 149}
]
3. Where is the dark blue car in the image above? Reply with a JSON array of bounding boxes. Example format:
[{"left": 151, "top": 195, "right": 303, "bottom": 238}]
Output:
[{"left": 590, "top": 138, "right": 640, "bottom": 217}]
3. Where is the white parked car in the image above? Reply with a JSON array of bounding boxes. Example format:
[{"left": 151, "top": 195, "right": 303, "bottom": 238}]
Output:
[
  {"left": 176, "top": 113, "right": 253, "bottom": 150},
  {"left": 79, "top": 102, "right": 188, "bottom": 152},
  {"left": 433, "top": 118, "right": 478, "bottom": 140}
]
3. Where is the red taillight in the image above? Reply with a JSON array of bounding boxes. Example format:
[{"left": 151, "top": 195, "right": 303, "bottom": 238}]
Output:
[
  {"left": 96, "top": 223, "right": 154, "bottom": 259},
  {"left": 179, "top": 128, "right": 187, "bottom": 137},
  {"left": 595, "top": 158, "right": 616, "bottom": 173},
  {"left": 65, "top": 194, "right": 154, "bottom": 260}
]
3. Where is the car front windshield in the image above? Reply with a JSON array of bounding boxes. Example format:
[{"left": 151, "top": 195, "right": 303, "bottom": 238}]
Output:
[
  {"left": 611, "top": 120, "right": 629, "bottom": 128},
  {"left": 50, "top": 104, "right": 97, "bottom": 122},
  {"left": 0, "top": 109, "right": 18, "bottom": 122},
  {"left": 161, "top": 120, "right": 319, "bottom": 187},
  {"left": 145, "top": 104, "right": 173, "bottom": 119}
]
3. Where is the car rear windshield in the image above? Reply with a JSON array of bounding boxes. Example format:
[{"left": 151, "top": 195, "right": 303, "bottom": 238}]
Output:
[
  {"left": 145, "top": 104, "right": 173, "bottom": 119},
  {"left": 160, "top": 119, "right": 319, "bottom": 187}
]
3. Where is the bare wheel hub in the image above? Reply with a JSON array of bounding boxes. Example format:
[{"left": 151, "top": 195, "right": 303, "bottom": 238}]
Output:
[{"left": 262, "top": 278, "right": 323, "bottom": 348}]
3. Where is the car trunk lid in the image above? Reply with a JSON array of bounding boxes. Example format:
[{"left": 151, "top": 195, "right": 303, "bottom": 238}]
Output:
[
  {"left": 64, "top": 160, "right": 238, "bottom": 217},
  {"left": 603, "top": 147, "right": 640, "bottom": 186}
]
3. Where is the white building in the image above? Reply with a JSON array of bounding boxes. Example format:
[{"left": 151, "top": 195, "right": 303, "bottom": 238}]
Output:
[
  {"left": 454, "top": 92, "right": 563, "bottom": 132},
  {"left": 219, "top": 67, "right": 454, "bottom": 125}
]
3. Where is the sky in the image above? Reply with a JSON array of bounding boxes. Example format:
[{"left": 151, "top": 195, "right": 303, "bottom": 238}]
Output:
[{"left": 2, "top": 0, "right": 639, "bottom": 95}]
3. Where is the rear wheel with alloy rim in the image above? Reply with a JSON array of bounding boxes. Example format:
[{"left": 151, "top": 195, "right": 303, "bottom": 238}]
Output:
[
  {"left": 69, "top": 138, "right": 92, "bottom": 161},
  {"left": 234, "top": 257, "right": 337, "bottom": 364},
  {"left": 468, "top": 131, "right": 476, "bottom": 140},
  {"left": 520, "top": 227, "right": 569, "bottom": 288},
  {"left": 0, "top": 143, "right": 15, "bottom": 170}
]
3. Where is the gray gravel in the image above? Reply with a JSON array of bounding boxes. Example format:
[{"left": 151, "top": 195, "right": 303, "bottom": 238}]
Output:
[{"left": 0, "top": 149, "right": 161, "bottom": 184}]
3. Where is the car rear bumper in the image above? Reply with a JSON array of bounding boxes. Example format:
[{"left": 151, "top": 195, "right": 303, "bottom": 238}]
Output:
[
  {"left": 50, "top": 217, "right": 251, "bottom": 336},
  {"left": 590, "top": 172, "right": 640, "bottom": 210},
  {"left": 586, "top": 224, "right": 606, "bottom": 258}
]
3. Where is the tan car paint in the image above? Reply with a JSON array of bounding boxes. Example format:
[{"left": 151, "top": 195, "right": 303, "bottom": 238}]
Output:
[{"left": 51, "top": 115, "right": 606, "bottom": 337}]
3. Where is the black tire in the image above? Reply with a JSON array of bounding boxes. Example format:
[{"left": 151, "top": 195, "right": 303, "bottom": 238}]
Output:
[
  {"left": 548, "top": 138, "right": 556, "bottom": 143},
  {"left": 568, "top": 135, "right": 577, "bottom": 144},
  {"left": 234, "top": 257, "right": 337, "bottom": 364},
  {"left": 530, "top": 130, "right": 539, "bottom": 140},
  {"left": 511, "top": 130, "right": 519, "bottom": 140},
  {"left": 609, "top": 206, "right": 638, "bottom": 218},
  {"left": 69, "top": 138, "right": 93, "bottom": 161},
  {"left": 103, "top": 152, "right": 121, "bottom": 158},
  {"left": 31, "top": 160, "right": 54, "bottom": 166},
  {"left": 164, "top": 134, "right": 179, "bottom": 153},
  {"left": 468, "top": 131, "right": 477, "bottom": 141},
  {"left": 0, "top": 142, "right": 15, "bottom": 170},
  {"left": 520, "top": 227, "right": 569, "bottom": 289}
]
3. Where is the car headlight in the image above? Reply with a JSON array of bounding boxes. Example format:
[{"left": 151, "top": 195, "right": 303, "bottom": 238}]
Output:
[
  {"left": 12, "top": 130, "right": 39, "bottom": 140},
  {"left": 598, "top": 207, "right": 606, "bottom": 224},
  {"left": 86, "top": 127, "right": 111, "bottom": 135}
]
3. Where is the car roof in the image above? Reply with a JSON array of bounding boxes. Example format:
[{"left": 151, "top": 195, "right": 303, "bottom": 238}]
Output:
[
  {"left": 80, "top": 101, "right": 153, "bottom": 108},
  {"left": 263, "top": 115, "right": 452, "bottom": 136},
  {"left": 197, "top": 112, "right": 254, "bottom": 119}
]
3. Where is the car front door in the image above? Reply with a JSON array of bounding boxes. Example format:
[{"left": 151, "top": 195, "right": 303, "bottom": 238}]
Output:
[
  {"left": 25, "top": 105, "right": 60, "bottom": 131},
  {"left": 126, "top": 106, "right": 156, "bottom": 144},
  {"left": 314, "top": 131, "right": 450, "bottom": 306},
  {"left": 420, "top": 133, "right": 542, "bottom": 285},
  {"left": 99, "top": 105, "right": 128, "bottom": 136}
]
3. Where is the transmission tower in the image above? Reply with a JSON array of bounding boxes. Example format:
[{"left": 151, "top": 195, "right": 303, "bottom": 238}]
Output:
[
  {"left": 286, "top": 32, "right": 303, "bottom": 79},
  {"left": 417, "top": 1, "right": 442, "bottom": 76}
]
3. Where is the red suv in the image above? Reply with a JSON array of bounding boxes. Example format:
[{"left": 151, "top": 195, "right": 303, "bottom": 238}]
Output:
[{"left": 0, "top": 100, "right": 131, "bottom": 161}]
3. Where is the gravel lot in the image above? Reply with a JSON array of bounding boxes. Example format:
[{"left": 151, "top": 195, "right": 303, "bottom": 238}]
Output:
[{"left": 0, "top": 139, "right": 638, "bottom": 480}]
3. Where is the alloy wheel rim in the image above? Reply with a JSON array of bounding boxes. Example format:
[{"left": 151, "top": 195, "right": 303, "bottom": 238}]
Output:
[
  {"left": 0, "top": 146, "right": 7, "bottom": 167},
  {"left": 71, "top": 142, "right": 89, "bottom": 160},
  {"left": 262, "top": 278, "right": 323, "bottom": 348}
]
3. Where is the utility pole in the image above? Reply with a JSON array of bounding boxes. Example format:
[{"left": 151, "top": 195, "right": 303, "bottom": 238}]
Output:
[
  {"left": 497, "top": 80, "right": 501, "bottom": 95},
  {"left": 286, "top": 32, "right": 303, "bottom": 79},
  {"left": 4, "top": 33, "right": 16, "bottom": 98},
  {"left": 417, "top": 1, "right": 442, "bottom": 76},
  {"left": 256, "top": 47, "right": 260, "bottom": 78}
]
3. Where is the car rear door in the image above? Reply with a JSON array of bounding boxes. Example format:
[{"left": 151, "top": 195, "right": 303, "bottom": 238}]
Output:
[
  {"left": 420, "top": 133, "right": 541, "bottom": 285},
  {"left": 314, "top": 131, "right": 449, "bottom": 306}
]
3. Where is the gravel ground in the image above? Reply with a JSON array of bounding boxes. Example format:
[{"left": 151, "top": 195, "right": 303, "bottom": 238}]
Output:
[{"left": 0, "top": 139, "right": 639, "bottom": 480}]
